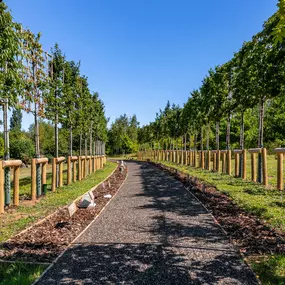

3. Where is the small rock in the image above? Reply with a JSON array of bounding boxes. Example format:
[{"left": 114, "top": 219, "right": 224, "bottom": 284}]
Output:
[{"left": 104, "top": 194, "right": 112, "bottom": 199}]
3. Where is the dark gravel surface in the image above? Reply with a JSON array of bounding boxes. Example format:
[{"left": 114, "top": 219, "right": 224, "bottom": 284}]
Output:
[{"left": 36, "top": 161, "right": 258, "bottom": 285}]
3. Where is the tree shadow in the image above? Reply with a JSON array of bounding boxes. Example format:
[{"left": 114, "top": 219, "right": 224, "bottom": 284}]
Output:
[{"left": 37, "top": 242, "right": 257, "bottom": 285}]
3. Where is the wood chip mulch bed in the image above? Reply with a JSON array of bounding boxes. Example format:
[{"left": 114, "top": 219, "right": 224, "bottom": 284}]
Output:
[
  {"left": 0, "top": 166, "right": 127, "bottom": 263},
  {"left": 153, "top": 162, "right": 285, "bottom": 257}
]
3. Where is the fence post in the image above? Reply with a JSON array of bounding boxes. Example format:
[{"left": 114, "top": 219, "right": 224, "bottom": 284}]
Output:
[
  {"left": 222, "top": 153, "right": 226, "bottom": 173},
  {"left": 262, "top": 148, "right": 268, "bottom": 186},
  {"left": 277, "top": 153, "right": 283, "bottom": 190},
  {"left": 89, "top": 157, "right": 92, "bottom": 174},
  {"left": 217, "top": 151, "right": 221, "bottom": 172},
  {"left": 207, "top": 151, "right": 211, "bottom": 170},
  {"left": 213, "top": 152, "right": 216, "bottom": 171},
  {"left": 78, "top": 156, "right": 82, "bottom": 181},
  {"left": 67, "top": 156, "right": 71, "bottom": 185},
  {"left": 32, "top": 158, "right": 37, "bottom": 199},
  {"left": 234, "top": 153, "right": 239, "bottom": 177},
  {"left": 52, "top": 158, "right": 56, "bottom": 192},
  {"left": 73, "top": 160, "right": 77, "bottom": 182},
  {"left": 59, "top": 161, "right": 63, "bottom": 187},
  {"left": 242, "top": 149, "right": 246, "bottom": 180},
  {"left": 227, "top": 150, "right": 231, "bottom": 175},
  {"left": 0, "top": 161, "right": 4, "bottom": 214},
  {"left": 13, "top": 166, "right": 20, "bottom": 206},
  {"left": 201, "top": 151, "right": 204, "bottom": 169}
]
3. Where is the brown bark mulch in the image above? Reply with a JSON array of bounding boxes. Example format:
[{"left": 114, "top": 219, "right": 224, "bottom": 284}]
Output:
[
  {"left": 153, "top": 162, "right": 285, "bottom": 256},
  {"left": 0, "top": 166, "right": 127, "bottom": 263}
]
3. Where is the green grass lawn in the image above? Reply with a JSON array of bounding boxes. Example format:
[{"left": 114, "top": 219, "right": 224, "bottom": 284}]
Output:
[
  {"left": 0, "top": 262, "right": 47, "bottom": 285},
  {"left": 0, "top": 161, "right": 117, "bottom": 243}
]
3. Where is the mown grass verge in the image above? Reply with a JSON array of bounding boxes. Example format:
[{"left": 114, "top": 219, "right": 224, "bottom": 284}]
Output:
[
  {"left": 0, "top": 161, "right": 117, "bottom": 243},
  {"left": 156, "top": 160, "right": 285, "bottom": 285},
  {"left": 0, "top": 262, "right": 47, "bottom": 285}
]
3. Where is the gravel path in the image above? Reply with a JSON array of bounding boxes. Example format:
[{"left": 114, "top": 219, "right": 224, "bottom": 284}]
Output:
[{"left": 36, "top": 161, "right": 258, "bottom": 285}]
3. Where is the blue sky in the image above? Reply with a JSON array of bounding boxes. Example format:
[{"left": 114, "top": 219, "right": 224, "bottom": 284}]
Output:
[{"left": 5, "top": 0, "right": 277, "bottom": 130}]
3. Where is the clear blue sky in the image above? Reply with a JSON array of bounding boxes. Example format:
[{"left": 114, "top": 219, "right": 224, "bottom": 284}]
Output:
[{"left": 5, "top": 0, "right": 278, "bottom": 130}]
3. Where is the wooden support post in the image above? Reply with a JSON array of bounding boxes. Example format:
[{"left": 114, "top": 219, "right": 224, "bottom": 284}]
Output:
[
  {"left": 227, "top": 150, "right": 231, "bottom": 175},
  {"left": 222, "top": 153, "right": 226, "bottom": 173},
  {"left": 213, "top": 152, "right": 216, "bottom": 172},
  {"left": 93, "top": 156, "right": 96, "bottom": 171},
  {"left": 51, "top": 158, "right": 56, "bottom": 192},
  {"left": 207, "top": 151, "right": 211, "bottom": 171},
  {"left": 73, "top": 161, "right": 77, "bottom": 182},
  {"left": 251, "top": 153, "right": 257, "bottom": 182},
  {"left": 83, "top": 158, "right": 86, "bottom": 178},
  {"left": 234, "top": 153, "right": 239, "bottom": 177},
  {"left": 78, "top": 157, "right": 82, "bottom": 181},
  {"left": 217, "top": 151, "right": 221, "bottom": 172},
  {"left": 13, "top": 166, "right": 20, "bottom": 206},
  {"left": 242, "top": 150, "right": 246, "bottom": 180},
  {"left": 0, "top": 161, "right": 4, "bottom": 214},
  {"left": 89, "top": 158, "right": 92, "bottom": 174},
  {"left": 32, "top": 158, "right": 37, "bottom": 199},
  {"left": 67, "top": 156, "right": 72, "bottom": 185},
  {"left": 59, "top": 162, "right": 63, "bottom": 187},
  {"left": 201, "top": 151, "right": 205, "bottom": 169},
  {"left": 262, "top": 148, "right": 268, "bottom": 187},
  {"left": 277, "top": 153, "right": 283, "bottom": 190}
]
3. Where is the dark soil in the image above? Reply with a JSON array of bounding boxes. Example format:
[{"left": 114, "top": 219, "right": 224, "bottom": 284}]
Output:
[
  {"left": 0, "top": 166, "right": 127, "bottom": 263},
  {"left": 153, "top": 162, "right": 285, "bottom": 256}
]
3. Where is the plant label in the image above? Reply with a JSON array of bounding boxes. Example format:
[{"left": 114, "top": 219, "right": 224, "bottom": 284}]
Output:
[{"left": 68, "top": 202, "right": 77, "bottom": 217}]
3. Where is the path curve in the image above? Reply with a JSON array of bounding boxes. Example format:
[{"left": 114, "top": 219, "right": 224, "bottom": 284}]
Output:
[{"left": 35, "top": 161, "right": 258, "bottom": 285}]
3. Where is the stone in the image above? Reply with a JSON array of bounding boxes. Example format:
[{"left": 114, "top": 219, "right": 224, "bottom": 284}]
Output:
[
  {"left": 104, "top": 194, "right": 112, "bottom": 199},
  {"left": 68, "top": 202, "right": 77, "bottom": 217}
]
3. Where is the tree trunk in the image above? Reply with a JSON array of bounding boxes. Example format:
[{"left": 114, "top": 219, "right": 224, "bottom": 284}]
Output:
[
  {"left": 79, "top": 132, "right": 82, "bottom": 156},
  {"left": 69, "top": 125, "right": 73, "bottom": 156},
  {"left": 3, "top": 100, "right": 10, "bottom": 205},
  {"left": 206, "top": 122, "right": 210, "bottom": 150},
  {"left": 258, "top": 98, "right": 265, "bottom": 183},
  {"left": 226, "top": 113, "right": 231, "bottom": 150},
  {"left": 216, "top": 121, "right": 220, "bottom": 150},
  {"left": 85, "top": 132, "right": 87, "bottom": 156},
  {"left": 239, "top": 111, "right": 245, "bottom": 177},
  {"left": 200, "top": 126, "right": 203, "bottom": 151},
  {"left": 89, "top": 123, "right": 93, "bottom": 155}
]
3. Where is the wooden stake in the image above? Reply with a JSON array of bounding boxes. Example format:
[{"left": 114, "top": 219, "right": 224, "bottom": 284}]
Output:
[
  {"left": 262, "top": 148, "right": 268, "bottom": 186},
  {"left": 59, "top": 162, "right": 63, "bottom": 187},
  {"left": 242, "top": 149, "right": 246, "bottom": 180},
  {"left": 234, "top": 153, "right": 239, "bottom": 177},
  {"left": 73, "top": 161, "right": 77, "bottom": 182},
  {"left": 51, "top": 158, "right": 56, "bottom": 192},
  {"left": 222, "top": 153, "right": 226, "bottom": 173},
  {"left": 67, "top": 156, "right": 71, "bottom": 185},
  {"left": 277, "top": 153, "right": 283, "bottom": 190},
  {"left": 217, "top": 150, "right": 221, "bottom": 172},
  {"left": 78, "top": 157, "right": 82, "bottom": 181},
  {"left": 213, "top": 152, "right": 216, "bottom": 172},
  {"left": 207, "top": 151, "right": 211, "bottom": 170},
  {"left": 227, "top": 150, "right": 231, "bottom": 175}
]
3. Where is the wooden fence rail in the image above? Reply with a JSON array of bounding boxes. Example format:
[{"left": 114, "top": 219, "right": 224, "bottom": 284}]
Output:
[
  {"left": 0, "top": 159, "right": 22, "bottom": 214},
  {"left": 138, "top": 148, "right": 274, "bottom": 188}
]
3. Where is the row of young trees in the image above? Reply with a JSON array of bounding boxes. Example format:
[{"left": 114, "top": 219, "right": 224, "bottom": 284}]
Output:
[
  {"left": 138, "top": 7, "right": 285, "bottom": 154},
  {"left": 0, "top": 2, "right": 108, "bottom": 160}
]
